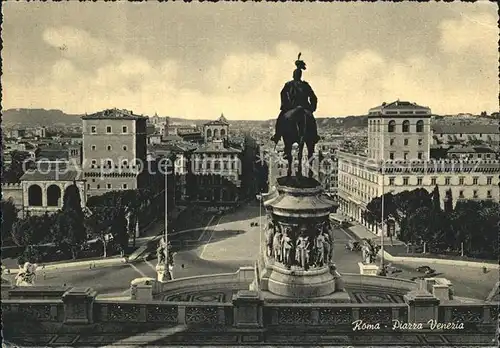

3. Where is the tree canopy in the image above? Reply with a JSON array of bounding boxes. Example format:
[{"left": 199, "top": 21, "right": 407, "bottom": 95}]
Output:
[{"left": 366, "top": 187, "right": 499, "bottom": 259}]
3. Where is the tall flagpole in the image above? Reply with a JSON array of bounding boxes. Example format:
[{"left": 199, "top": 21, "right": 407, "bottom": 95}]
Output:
[{"left": 379, "top": 125, "right": 385, "bottom": 274}]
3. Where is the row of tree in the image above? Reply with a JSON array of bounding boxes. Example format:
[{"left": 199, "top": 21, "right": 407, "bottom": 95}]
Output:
[
  {"left": 363, "top": 186, "right": 499, "bottom": 259},
  {"left": 1, "top": 184, "right": 166, "bottom": 262}
]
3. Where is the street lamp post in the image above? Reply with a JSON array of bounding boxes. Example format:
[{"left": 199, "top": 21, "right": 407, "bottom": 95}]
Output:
[{"left": 378, "top": 132, "right": 386, "bottom": 276}]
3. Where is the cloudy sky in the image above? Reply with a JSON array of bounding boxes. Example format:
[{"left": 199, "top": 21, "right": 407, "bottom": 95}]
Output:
[{"left": 2, "top": 1, "right": 498, "bottom": 120}]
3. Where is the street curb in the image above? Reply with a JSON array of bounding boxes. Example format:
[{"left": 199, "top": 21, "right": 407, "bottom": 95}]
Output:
[{"left": 5, "top": 257, "right": 127, "bottom": 274}]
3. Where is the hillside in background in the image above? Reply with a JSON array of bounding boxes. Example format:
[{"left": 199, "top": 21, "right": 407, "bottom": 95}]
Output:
[
  {"left": 2, "top": 108, "right": 83, "bottom": 127},
  {"left": 2, "top": 108, "right": 495, "bottom": 129}
]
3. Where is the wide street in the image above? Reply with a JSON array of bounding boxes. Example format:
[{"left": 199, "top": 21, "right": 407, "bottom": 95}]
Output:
[{"left": 3, "top": 202, "right": 497, "bottom": 300}]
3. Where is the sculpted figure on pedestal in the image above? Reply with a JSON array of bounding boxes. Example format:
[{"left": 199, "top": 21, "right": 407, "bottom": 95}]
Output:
[
  {"left": 361, "top": 238, "right": 380, "bottom": 264},
  {"left": 272, "top": 227, "right": 283, "bottom": 262},
  {"left": 296, "top": 226, "right": 311, "bottom": 270},
  {"left": 314, "top": 232, "right": 326, "bottom": 266},
  {"left": 15, "top": 262, "right": 37, "bottom": 286},
  {"left": 265, "top": 221, "right": 275, "bottom": 257},
  {"left": 281, "top": 228, "right": 293, "bottom": 268}
]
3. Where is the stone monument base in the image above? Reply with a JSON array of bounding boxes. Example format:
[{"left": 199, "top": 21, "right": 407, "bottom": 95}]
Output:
[
  {"left": 156, "top": 264, "right": 173, "bottom": 282},
  {"left": 358, "top": 262, "right": 380, "bottom": 276},
  {"left": 267, "top": 263, "right": 337, "bottom": 298},
  {"left": 253, "top": 253, "right": 350, "bottom": 303}
]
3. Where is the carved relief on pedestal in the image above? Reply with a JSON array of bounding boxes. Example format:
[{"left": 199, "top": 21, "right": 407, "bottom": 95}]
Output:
[{"left": 266, "top": 217, "right": 334, "bottom": 271}]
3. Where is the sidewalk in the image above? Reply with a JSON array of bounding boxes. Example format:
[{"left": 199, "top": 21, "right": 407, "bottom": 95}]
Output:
[
  {"left": 342, "top": 221, "right": 406, "bottom": 246},
  {"left": 3, "top": 256, "right": 127, "bottom": 275}
]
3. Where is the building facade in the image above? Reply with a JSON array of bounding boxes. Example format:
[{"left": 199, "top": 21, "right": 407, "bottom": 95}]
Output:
[
  {"left": 190, "top": 139, "right": 242, "bottom": 203},
  {"left": 82, "top": 109, "right": 148, "bottom": 197},
  {"left": 203, "top": 114, "right": 229, "bottom": 143},
  {"left": 338, "top": 101, "right": 500, "bottom": 235}
]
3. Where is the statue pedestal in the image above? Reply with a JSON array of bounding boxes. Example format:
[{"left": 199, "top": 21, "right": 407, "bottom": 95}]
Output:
[
  {"left": 268, "top": 264, "right": 336, "bottom": 298},
  {"left": 358, "top": 262, "right": 380, "bottom": 276},
  {"left": 156, "top": 264, "right": 172, "bottom": 282},
  {"left": 255, "top": 177, "right": 349, "bottom": 303}
]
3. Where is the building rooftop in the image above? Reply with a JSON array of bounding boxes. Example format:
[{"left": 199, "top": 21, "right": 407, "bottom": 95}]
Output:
[
  {"left": 82, "top": 108, "right": 148, "bottom": 120},
  {"left": 432, "top": 124, "right": 498, "bottom": 134},
  {"left": 194, "top": 141, "right": 241, "bottom": 154},
  {"left": 20, "top": 165, "right": 83, "bottom": 182},
  {"left": 448, "top": 146, "right": 496, "bottom": 154},
  {"left": 204, "top": 113, "right": 229, "bottom": 126},
  {"left": 368, "top": 100, "right": 431, "bottom": 116}
]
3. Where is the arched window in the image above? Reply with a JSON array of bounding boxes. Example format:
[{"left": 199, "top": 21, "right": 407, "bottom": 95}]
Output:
[
  {"left": 206, "top": 129, "right": 212, "bottom": 138},
  {"left": 28, "top": 185, "right": 43, "bottom": 206},
  {"left": 416, "top": 120, "right": 424, "bottom": 132},
  {"left": 220, "top": 129, "right": 226, "bottom": 137},
  {"left": 377, "top": 120, "right": 380, "bottom": 131},
  {"left": 388, "top": 120, "right": 396, "bottom": 133},
  {"left": 402, "top": 120, "right": 410, "bottom": 133},
  {"left": 46, "top": 184, "right": 62, "bottom": 207},
  {"left": 213, "top": 129, "right": 219, "bottom": 138}
]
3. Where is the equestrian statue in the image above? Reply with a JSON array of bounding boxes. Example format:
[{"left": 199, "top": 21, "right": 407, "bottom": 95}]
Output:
[{"left": 271, "top": 53, "right": 320, "bottom": 178}]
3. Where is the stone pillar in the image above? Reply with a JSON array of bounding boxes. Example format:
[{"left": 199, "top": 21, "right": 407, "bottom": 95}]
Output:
[
  {"left": 62, "top": 287, "right": 97, "bottom": 324},
  {"left": 404, "top": 290, "right": 440, "bottom": 328},
  {"left": 41, "top": 183, "right": 48, "bottom": 207},
  {"left": 232, "top": 290, "right": 263, "bottom": 328}
]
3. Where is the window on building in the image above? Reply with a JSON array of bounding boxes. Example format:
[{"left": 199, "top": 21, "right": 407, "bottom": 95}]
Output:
[
  {"left": 431, "top": 177, "right": 437, "bottom": 185},
  {"left": 123, "top": 184, "right": 128, "bottom": 189},
  {"left": 97, "top": 184, "right": 101, "bottom": 189},
  {"left": 91, "top": 159, "right": 97, "bottom": 166},
  {"left": 404, "top": 139, "right": 409, "bottom": 146},
  {"left": 122, "top": 126, "right": 128, "bottom": 133},
  {"left": 472, "top": 176, "right": 479, "bottom": 185},
  {"left": 403, "top": 177, "right": 409, "bottom": 185},
  {"left": 91, "top": 126, "right": 97, "bottom": 133},
  {"left": 404, "top": 152, "right": 409, "bottom": 160},
  {"left": 389, "top": 152, "right": 395, "bottom": 160},
  {"left": 416, "top": 120, "right": 424, "bottom": 132},
  {"left": 389, "top": 177, "right": 395, "bottom": 186},
  {"left": 106, "top": 126, "right": 112, "bottom": 133},
  {"left": 107, "top": 145, "right": 112, "bottom": 151},
  {"left": 402, "top": 120, "right": 410, "bottom": 132},
  {"left": 87, "top": 184, "right": 90, "bottom": 190},
  {"left": 473, "top": 190, "right": 478, "bottom": 198},
  {"left": 389, "top": 138, "right": 395, "bottom": 146},
  {"left": 107, "top": 184, "right": 112, "bottom": 189},
  {"left": 445, "top": 177, "right": 451, "bottom": 185},
  {"left": 388, "top": 120, "right": 396, "bottom": 133},
  {"left": 486, "top": 176, "right": 493, "bottom": 185},
  {"left": 206, "top": 161, "right": 211, "bottom": 169},
  {"left": 417, "top": 177, "right": 423, "bottom": 185},
  {"left": 418, "top": 139, "right": 423, "bottom": 146},
  {"left": 123, "top": 145, "right": 128, "bottom": 151},
  {"left": 106, "top": 160, "right": 112, "bottom": 167},
  {"left": 122, "top": 159, "right": 128, "bottom": 166},
  {"left": 459, "top": 190, "right": 464, "bottom": 198},
  {"left": 459, "top": 176, "right": 465, "bottom": 185},
  {"left": 91, "top": 145, "right": 96, "bottom": 151},
  {"left": 487, "top": 190, "right": 492, "bottom": 198}
]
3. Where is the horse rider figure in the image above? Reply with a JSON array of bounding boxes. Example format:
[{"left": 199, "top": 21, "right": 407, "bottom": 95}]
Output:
[{"left": 271, "top": 53, "right": 320, "bottom": 147}]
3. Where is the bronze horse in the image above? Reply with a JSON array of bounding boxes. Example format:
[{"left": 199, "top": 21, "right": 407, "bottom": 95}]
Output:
[{"left": 280, "top": 106, "right": 316, "bottom": 178}]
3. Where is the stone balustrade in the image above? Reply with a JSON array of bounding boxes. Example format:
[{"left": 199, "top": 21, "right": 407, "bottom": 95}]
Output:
[{"left": 2, "top": 285, "right": 498, "bottom": 334}]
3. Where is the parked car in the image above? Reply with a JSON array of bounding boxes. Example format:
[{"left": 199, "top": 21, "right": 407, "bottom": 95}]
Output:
[
  {"left": 416, "top": 265, "right": 435, "bottom": 274},
  {"left": 345, "top": 240, "right": 361, "bottom": 251}
]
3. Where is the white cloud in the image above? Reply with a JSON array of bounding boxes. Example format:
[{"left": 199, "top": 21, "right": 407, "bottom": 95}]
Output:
[
  {"left": 439, "top": 12, "right": 498, "bottom": 57},
  {"left": 4, "top": 20, "right": 498, "bottom": 119}
]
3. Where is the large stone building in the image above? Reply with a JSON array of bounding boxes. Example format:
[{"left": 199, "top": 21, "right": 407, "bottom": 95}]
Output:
[
  {"left": 190, "top": 139, "right": 242, "bottom": 203},
  {"left": 432, "top": 124, "right": 499, "bottom": 147},
  {"left": 203, "top": 114, "right": 229, "bottom": 143},
  {"left": 82, "top": 109, "right": 148, "bottom": 197},
  {"left": 2, "top": 162, "right": 87, "bottom": 217},
  {"left": 337, "top": 101, "right": 500, "bottom": 235}
]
